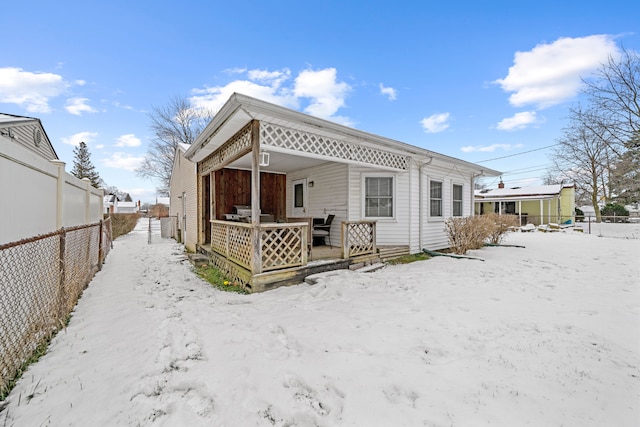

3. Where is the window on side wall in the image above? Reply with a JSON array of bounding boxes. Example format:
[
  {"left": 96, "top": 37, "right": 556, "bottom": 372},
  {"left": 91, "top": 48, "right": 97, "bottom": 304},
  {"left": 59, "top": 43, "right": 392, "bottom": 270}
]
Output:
[
  {"left": 365, "top": 176, "right": 393, "bottom": 218},
  {"left": 430, "top": 180, "right": 443, "bottom": 217},
  {"left": 452, "top": 184, "right": 463, "bottom": 216}
]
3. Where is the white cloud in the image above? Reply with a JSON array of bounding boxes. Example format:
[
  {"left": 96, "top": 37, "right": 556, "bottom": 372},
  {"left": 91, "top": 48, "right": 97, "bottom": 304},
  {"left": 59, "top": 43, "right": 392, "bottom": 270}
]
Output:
[
  {"left": 294, "top": 68, "right": 351, "bottom": 120},
  {"left": 115, "top": 134, "right": 142, "bottom": 147},
  {"left": 0, "top": 67, "right": 68, "bottom": 113},
  {"left": 379, "top": 83, "right": 397, "bottom": 101},
  {"left": 247, "top": 68, "right": 291, "bottom": 88},
  {"left": 102, "top": 152, "right": 145, "bottom": 171},
  {"left": 65, "top": 97, "right": 97, "bottom": 115},
  {"left": 190, "top": 77, "right": 298, "bottom": 114},
  {"left": 494, "top": 35, "right": 619, "bottom": 109},
  {"left": 496, "top": 111, "right": 539, "bottom": 131},
  {"left": 61, "top": 131, "right": 98, "bottom": 146},
  {"left": 420, "top": 113, "right": 451, "bottom": 133},
  {"left": 190, "top": 67, "right": 352, "bottom": 123},
  {"left": 460, "top": 143, "right": 524, "bottom": 153}
]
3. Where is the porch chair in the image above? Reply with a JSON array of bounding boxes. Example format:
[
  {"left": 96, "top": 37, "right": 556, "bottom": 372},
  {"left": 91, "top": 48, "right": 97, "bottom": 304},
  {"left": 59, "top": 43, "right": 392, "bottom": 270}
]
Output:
[{"left": 313, "top": 214, "right": 335, "bottom": 246}]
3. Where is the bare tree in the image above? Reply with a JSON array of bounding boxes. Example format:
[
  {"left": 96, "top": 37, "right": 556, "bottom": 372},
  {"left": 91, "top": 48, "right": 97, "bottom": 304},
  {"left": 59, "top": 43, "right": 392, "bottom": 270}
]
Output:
[
  {"left": 136, "top": 95, "right": 213, "bottom": 195},
  {"left": 580, "top": 47, "right": 640, "bottom": 153},
  {"left": 550, "top": 106, "right": 617, "bottom": 222}
]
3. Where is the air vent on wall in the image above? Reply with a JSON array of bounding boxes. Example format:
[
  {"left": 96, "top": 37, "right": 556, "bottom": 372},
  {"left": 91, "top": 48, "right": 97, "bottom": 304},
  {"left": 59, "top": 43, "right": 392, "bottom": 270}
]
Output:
[{"left": 33, "top": 128, "right": 42, "bottom": 147}]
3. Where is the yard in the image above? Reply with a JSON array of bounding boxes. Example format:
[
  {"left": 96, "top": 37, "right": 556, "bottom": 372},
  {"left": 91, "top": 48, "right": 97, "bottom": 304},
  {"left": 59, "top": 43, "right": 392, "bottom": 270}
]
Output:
[{"left": 1, "top": 221, "right": 638, "bottom": 426}]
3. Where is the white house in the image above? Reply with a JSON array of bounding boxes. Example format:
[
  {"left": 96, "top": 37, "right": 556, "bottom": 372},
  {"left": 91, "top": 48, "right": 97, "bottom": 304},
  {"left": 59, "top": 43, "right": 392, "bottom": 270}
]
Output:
[
  {"left": 1, "top": 113, "right": 103, "bottom": 245},
  {"left": 169, "top": 143, "right": 198, "bottom": 251},
  {"left": 183, "top": 93, "right": 500, "bottom": 291}
]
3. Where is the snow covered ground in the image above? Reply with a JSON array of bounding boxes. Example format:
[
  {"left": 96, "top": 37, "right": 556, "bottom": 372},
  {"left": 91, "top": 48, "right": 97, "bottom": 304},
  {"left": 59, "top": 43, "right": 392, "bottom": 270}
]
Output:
[{"left": 1, "top": 220, "right": 639, "bottom": 426}]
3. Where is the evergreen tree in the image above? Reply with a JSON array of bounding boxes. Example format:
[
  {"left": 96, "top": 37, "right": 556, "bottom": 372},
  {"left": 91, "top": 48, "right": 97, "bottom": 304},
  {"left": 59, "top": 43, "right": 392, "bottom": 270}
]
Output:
[{"left": 71, "top": 141, "right": 102, "bottom": 187}]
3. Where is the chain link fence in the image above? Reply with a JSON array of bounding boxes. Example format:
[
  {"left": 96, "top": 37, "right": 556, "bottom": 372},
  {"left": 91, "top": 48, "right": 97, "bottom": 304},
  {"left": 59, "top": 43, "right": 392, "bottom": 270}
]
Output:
[{"left": 0, "top": 219, "right": 112, "bottom": 397}]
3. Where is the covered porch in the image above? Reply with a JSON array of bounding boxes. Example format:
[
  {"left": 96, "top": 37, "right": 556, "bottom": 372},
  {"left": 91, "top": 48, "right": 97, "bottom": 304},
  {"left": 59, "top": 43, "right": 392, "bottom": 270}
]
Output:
[{"left": 186, "top": 96, "right": 411, "bottom": 292}]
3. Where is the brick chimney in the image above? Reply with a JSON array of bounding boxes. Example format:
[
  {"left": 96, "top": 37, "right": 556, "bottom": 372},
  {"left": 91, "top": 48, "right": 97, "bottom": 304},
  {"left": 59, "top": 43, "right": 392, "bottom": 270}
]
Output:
[{"left": 498, "top": 179, "right": 505, "bottom": 189}]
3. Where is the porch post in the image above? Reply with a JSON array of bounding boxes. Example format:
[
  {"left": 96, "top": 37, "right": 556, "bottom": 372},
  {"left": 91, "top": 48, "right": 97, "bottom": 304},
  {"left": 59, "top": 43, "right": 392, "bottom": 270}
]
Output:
[
  {"left": 539, "top": 200, "right": 543, "bottom": 224},
  {"left": 250, "top": 120, "right": 262, "bottom": 274},
  {"left": 518, "top": 200, "right": 522, "bottom": 225}
]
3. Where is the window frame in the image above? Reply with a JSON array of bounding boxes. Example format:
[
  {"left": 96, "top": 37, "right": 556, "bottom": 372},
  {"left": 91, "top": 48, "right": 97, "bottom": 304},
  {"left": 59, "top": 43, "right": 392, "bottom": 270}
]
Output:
[
  {"left": 452, "top": 183, "right": 464, "bottom": 217},
  {"left": 429, "top": 179, "right": 444, "bottom": 219},
  {"left": 362, "top": 174, "right": 396, "bottom": 220}
]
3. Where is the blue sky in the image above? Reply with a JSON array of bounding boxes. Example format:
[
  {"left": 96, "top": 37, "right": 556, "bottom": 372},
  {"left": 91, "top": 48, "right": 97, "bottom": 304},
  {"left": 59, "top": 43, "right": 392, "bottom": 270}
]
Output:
[{"left": 1, "top": 0, "right": 638, "bottom": 203}]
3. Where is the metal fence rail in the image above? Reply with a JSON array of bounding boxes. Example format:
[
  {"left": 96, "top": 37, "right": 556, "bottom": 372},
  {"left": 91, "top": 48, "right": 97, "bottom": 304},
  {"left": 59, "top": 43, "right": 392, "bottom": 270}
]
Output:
[{"left": 0, "top": 219, "right": 112, "bottom": 396}]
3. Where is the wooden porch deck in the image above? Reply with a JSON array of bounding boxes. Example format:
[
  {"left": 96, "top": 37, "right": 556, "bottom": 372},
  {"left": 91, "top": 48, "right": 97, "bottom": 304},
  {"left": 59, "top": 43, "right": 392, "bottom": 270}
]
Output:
[{"left": 195, "top": 243, "right": 409, "bottom": 293}]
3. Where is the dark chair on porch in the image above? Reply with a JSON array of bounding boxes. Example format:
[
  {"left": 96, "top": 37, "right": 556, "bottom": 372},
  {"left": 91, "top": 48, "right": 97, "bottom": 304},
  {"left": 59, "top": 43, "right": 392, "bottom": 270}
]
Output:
[{"left": 313, "top": 214, "right": 335, "bottom": 246}]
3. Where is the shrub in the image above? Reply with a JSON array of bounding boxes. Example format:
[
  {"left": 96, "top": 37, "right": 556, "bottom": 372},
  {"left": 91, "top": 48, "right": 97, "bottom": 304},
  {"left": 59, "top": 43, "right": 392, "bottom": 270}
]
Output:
[
  {"left": 484, "top": 213, "right": 520, "bottom": 244},
  {"left": 600, "top": 203, "right": 629, "bottom": 222},
  {"left": 108, "top": 213, "right": 140, "bottom": 239},
  {"left": 445, "top": 214, "right": 519, "bottom": 254},
  {"left": 575, "top": 207, "right": 584, "bottom": 222}
]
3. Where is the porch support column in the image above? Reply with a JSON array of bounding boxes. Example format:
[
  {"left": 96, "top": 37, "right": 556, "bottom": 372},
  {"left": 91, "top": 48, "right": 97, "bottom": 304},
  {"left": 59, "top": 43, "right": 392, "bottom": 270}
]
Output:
[
  {"left": 250, "top": 120, "right": 262, "bottom": 274},
  {"left": 539, "top": 200, "right": 543, "bottom": 224},
  {"left": 518, "top": 200, "right": 522, "bottom": 225}
]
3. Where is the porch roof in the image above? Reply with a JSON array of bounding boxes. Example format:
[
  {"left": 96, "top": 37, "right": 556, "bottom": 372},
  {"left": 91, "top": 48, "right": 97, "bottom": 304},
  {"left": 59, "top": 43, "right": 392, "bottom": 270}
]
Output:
[{"left": 184, "top": 93, "right": 501, "bottom": 176}]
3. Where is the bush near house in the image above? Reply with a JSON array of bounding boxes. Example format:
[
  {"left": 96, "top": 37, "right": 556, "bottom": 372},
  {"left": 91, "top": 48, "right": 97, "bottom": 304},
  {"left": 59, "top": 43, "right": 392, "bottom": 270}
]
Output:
[
  {"left": 575, "top": 207, "right": 584, "bottom": 222},
  {"left": 445, "top": 213, "right": 520, "bottom": 255}
]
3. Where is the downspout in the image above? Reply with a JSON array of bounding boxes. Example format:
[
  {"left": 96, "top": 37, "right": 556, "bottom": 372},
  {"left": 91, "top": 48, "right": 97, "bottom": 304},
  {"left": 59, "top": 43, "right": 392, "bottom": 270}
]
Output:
[{"left": 418, "top": 156, "right": 433, "bottom": 250}]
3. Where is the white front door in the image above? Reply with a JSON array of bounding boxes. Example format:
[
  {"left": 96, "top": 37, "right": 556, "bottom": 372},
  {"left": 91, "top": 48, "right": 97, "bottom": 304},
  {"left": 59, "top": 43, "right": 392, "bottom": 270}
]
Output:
[{"left": 292, "top": 178, "right": 307, "bottom": 216}]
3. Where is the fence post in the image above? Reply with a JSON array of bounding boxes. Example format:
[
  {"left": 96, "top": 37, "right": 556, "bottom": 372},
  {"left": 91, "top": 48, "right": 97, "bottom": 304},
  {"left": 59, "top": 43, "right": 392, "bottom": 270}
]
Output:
[
  {"left": 148, "top": 216, "right": 152, "bottom": 244},
  {"left": 58, "top": 228, "right": 67, "bottom": 325},
  {"left": 98, "top": 220, "right": 104, "bottom": 271},
  {"left": 82, "top": 178, "right": 91, "bottom": 224},
  {"left": 50, "top": 160, "right": 66, "bottom": 229}
]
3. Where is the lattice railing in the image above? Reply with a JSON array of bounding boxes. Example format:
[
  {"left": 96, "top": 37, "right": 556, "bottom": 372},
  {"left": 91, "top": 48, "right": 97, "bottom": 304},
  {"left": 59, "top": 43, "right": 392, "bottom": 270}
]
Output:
[
  {"left": 210, "top": 220, "right": 307, "bottom": 273},
  {"left": 210, "top": 221, "right": 253, "bottom": 270},
  {"left": 198, "top": 122, "right": 253, "bottom": 176},
  {"left": 261, "top": 122, "right": 409, "bottom": 170},
  {"left": 342, "top": 221, "right": 377, "bottom": 258},
  {"left": 260, "top": 223, "right": 306, "bottom": 271}
]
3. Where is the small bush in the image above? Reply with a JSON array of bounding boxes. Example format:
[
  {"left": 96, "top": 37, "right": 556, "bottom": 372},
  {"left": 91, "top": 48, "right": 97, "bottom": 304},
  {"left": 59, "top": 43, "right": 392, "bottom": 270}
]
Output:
[
  {"left": 108, "top": 213, "right": 140, "bottom": 239},
  {"left": 484, "top": 213, "right": 520, "bottom": 244},
  {"left": 600, "top": 203, "right": 629, "bottom": 222},
  {"left": 445, "top": 214, "right": 519, "bottom": 254},
  {"left": 575, "top": 207, "right": 584, "bottom": 222}
]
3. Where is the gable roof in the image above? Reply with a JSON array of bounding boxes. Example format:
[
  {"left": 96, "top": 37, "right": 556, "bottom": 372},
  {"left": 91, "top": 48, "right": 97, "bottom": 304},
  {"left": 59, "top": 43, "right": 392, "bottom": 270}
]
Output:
[
  {"left": 0, "top": 113, "right": 59, "bottom": 160},
  {"left": 184, "top": 93, "right": 501, "bottom": 176}
]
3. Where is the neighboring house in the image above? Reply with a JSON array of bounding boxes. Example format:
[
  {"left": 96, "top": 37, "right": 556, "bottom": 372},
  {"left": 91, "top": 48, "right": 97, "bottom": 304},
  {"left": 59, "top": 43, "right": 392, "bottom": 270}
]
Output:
[
  {"left": 104, "top": 194, "right": 117, "bottom": 215},
  {"left": 1, "top": 113, "right": 103, "bottom": 245},
  {"left": 169, "top": 143, "right": 198, "bottom": 251},
  {"left": 474, "top": 181, "right": 576, "bottom": 226},
  {"left": 183, "top": 93, "right": 500, "bottom": 291},
  {"left": 103, "top": 195, "right": 140, "bottom": 214}
]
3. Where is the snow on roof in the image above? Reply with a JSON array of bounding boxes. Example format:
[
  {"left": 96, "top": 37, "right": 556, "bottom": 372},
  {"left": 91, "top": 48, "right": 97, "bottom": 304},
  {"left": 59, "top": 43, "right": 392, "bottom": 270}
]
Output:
[{"left": 475, "top": 184, "right": 573, "bottom": 199}]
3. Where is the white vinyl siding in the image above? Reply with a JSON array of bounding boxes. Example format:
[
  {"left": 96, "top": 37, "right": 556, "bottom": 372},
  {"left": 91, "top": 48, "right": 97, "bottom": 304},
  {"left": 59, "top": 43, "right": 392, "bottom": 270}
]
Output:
[{"left": 287, "top": 162, "right": 348, "bottom": 246}]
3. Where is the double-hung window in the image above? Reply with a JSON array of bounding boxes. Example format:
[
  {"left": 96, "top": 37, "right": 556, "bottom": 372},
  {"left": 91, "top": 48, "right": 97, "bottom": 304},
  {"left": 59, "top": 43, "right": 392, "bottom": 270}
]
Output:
[
  {"left": 430, "top": 180, "right": 443, "bottom": 217},
  {"left": 452, "top": 184, "right": 463, "bottom": 216},
  {"left": 365, "top": 177, "right": 393, "bottom": 217}
]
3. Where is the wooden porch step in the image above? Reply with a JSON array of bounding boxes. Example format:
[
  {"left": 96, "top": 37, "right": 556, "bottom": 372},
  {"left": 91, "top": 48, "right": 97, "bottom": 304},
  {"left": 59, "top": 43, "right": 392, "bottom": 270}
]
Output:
[{"left": 377, "top": 246, "right": 410, "bottom": 262}]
